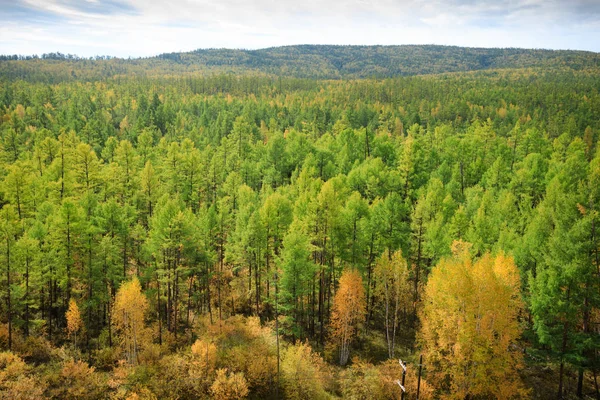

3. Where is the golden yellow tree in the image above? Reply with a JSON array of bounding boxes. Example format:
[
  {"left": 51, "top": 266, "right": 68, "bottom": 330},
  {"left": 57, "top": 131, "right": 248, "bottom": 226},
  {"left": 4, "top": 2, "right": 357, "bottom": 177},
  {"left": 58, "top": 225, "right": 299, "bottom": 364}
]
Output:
[
  {"left": 210, "top": 369, "right": 249, "bottom": 400},
  {"left": 112, "top": 278, "right": 150, "bottom": 365},
  {"left": 330, "top": 269, "right": 366, "bottom": 366},
  {"left": 0, "top": 352, "right": 48, "bottom": 399},
  {"left": 188, "top": 338, "right": 218, "bottom": 394},
  {"left": 66, "top": 299, "right": 83, "bottom": 349},
  {"left": 281, "top": 341, "right": 330, "bottom": 400},
  {"left": 419, "top": 243, "right": 528, "bottom": 399},
  {"left": 60, "top": 359, "right": 104, "bottom": 400}
]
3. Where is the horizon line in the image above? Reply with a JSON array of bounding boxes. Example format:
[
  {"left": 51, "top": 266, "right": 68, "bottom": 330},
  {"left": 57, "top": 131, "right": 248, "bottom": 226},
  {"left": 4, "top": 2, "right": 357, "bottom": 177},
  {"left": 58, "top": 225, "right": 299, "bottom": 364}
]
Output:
[{"left": 2, "top": 43, "right": 599, "bottom": 61}]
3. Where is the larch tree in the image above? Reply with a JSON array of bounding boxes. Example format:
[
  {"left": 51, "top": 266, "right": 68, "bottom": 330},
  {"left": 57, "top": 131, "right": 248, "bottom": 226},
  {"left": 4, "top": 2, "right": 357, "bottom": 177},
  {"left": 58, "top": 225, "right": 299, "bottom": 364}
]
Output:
[
  {"left": 329, "top": 268, "right": 366, "bottom": 366},
  {"left": 15, "top": 233, "right": 40, "bottom": 338},
  {"left": 259, "top": 191, "right": 292, "bottom": 301},
  {"left": 66, "top": 298, "right": 83, "bottom": 349},
  {"left": 280, "top": 227, "right": 316, "bottom": 339},
  {"left": 373, "top": 250, "right": 410, "bottom": 358},
  {"left": 210, "top": 368, "right": 249, "bottom": 400},
  {"left": 281, "top": 341, "right": 330, "bottom": 400},
  {"left": 112, "top": 277, "right": 149, "bottom": 365},
  {"left": 419, "top": 242, "right": 527, "bottom": 399},
  {"left": 0, "top": 205, "right": 18, "bottom": 350},
  {"left": 529, "top": 139, "right": 600, "bottom": 398}
]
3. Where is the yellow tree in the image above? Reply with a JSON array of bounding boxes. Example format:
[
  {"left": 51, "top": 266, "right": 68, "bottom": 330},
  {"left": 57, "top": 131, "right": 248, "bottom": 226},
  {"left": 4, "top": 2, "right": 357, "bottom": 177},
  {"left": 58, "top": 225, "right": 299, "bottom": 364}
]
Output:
[
  {"left": 0, "top": 352, "right": 48, "bottom": 399},
  {"left": 188, "top": 338, "right": 218, "bottom": 395},
  {"left": 210, "top": 369, "right": 249, "bottom": 400},
  {"left": 330, "top": 269, "right": 366, "bottom": 366},
  {"left": 66, "top": 299, "right": 83, "bottom": 349},
  {"left": 373, "top": 250, "right": 411, "bottom": 358},
  {"left": 419, "top": 242, "right": 527, "bottom": 399},
  {"left": 281, "top": 341, "right": 330, "bottom": 400},
  {"left": 112, "top": 278, "right": 149, "bottom": 365}
]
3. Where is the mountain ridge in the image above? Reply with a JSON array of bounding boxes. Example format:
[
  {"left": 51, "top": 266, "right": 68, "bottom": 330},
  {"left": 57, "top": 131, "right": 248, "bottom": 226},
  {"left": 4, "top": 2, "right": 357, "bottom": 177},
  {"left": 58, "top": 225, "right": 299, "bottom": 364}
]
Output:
[{"left": 2, "top": 44, "right": 600, "bottom": 81}]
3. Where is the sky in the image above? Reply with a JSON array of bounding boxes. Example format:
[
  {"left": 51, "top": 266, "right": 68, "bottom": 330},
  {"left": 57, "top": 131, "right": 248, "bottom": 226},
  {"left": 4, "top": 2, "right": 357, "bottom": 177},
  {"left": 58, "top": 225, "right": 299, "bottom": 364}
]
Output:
[{"left": 1, "top": 0, "right": 599, "bottom": 57}]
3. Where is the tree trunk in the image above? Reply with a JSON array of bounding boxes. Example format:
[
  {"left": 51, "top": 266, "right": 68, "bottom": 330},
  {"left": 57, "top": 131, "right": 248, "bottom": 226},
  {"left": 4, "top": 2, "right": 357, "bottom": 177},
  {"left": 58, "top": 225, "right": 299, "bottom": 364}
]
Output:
[
  {"left": 558, "top": 287, "right": 571, "bottom": 400},
  {"left": 6, "top": 237, "right": 12, "bottom": 350},
  {"left": 24, "top": 249, "right": 30, "bottom": 337},
  {"left": 365, "top": 233, "right": 375, "bottom": 331},
  {"left": 414, "top": 218, "right": 423, "bottom": 313},
  {"left": 157, "top": 272, "right": 162, "bottom": 345}
]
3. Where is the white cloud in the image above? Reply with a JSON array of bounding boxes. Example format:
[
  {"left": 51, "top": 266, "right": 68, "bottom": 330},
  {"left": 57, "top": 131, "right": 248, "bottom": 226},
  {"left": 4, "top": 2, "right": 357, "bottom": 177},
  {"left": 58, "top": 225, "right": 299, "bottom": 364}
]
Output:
[{"left": 0, "top": 0, "right": 598, "bottom": 56}]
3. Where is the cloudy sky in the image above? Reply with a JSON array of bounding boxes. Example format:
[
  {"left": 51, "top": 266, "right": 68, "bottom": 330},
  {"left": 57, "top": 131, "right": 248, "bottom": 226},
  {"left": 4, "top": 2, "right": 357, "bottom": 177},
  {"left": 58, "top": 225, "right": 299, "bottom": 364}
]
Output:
[{"left": 1, "top": 0, "right": 599, "bottom": 57}]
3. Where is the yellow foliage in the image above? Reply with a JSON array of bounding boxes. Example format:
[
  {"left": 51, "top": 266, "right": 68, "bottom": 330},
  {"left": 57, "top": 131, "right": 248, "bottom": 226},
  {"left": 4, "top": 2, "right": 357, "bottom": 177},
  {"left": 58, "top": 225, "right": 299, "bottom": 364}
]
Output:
[
  {"left": 189, "top": 338, "right": 217, "bottom": 382},
  {"left": 124, "top": 388, "right": 157, "bottom": 400},
  {"left": 419, "top": 248, "right": 528, "bottom": 399},
  {"left": 194, "top": 315, "right": 278, "bottom": 395},
  {"left": 66, "top": 299, "right": 83, "bottom": 339},
  {"left": 107, "top": 359, "right": 132, "bottom": 391},
  {"left": 0, "top": 351, "right": 46, "bottom": 400},
  {"left": 330, "top": 269, "right": 366, "bottom": 365},
  {"left": 210, "top": 368, "right": 249, "bottom": 400},
  {"left": 373, "top": 250, "right": 411, "bottom": 358},
  {"left": 60, "top": 359, "right": 104, "bottom": 400},
  {"left": 281, "top": 341, "right": 330, "bottom": 400},
  {"left": 15, "top": 104, "right": 25, "bottom": 119},
  {"left": 112, "top": 278, "right": 150, "bottom": 365},
  {"left": 120, "top": 115, "right": 130, "bottom": 133},
  {"left": 0, "top": 351, "right": 28, "bottom": 379},
  {"left": 340, "top": 358, "right": 384, "bottom": 399},
  {"left": 154, "top": 354, "right": 197, "bottom": 398}
]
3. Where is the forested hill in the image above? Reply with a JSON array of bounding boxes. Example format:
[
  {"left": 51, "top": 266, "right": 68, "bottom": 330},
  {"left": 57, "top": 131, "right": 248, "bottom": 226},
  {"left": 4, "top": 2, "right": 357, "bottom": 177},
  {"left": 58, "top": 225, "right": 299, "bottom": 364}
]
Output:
[
  {"left": 2, "top": 44, "right": 600, "bottom": 82},
  {"left": 169, "top": 45, "right": 600, "bottom": 78}
]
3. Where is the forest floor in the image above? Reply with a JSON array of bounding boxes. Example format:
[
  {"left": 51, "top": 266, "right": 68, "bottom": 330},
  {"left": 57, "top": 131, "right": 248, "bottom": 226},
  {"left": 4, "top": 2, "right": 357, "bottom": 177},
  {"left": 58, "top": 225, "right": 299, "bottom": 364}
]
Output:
[
  {"left": 352, "top": 329, "right": 600, "bottom": 399},
  {"left": 521, "top": 361, "right": 599, "bottom": 400}
]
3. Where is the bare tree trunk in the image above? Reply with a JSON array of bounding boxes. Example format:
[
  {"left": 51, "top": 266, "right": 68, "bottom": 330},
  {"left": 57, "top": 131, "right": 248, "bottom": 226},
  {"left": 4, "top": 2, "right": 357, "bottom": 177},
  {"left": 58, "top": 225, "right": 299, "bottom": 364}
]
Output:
[
  {"left": 392, "top": 291, "right": 399, "bottom": 358},
  {"left": 6, "top": 237, "right": 12, "bottom": 350},
  {"left": 558, "top": 287, "right": 571, "bottom": 400},
  {"left": 157, "top": 271, "right": 162, "bottom": 346}
]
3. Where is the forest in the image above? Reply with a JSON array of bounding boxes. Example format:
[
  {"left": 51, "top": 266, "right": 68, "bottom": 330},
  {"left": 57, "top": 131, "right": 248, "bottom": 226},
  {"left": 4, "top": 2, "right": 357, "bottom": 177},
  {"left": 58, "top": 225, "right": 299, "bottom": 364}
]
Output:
[
  {"left": 0, "top": 49, "right": 599, "bottom": 399},
  {"left": 2, "top": 44, "right": 600, "bottom": 82}
]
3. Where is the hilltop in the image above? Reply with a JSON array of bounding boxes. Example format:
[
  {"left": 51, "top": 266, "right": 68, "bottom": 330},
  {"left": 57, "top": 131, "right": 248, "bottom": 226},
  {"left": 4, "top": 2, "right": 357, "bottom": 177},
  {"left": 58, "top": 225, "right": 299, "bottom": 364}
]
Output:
[{"left": 2, "top": 44, "right": 600, "bottom": 82}]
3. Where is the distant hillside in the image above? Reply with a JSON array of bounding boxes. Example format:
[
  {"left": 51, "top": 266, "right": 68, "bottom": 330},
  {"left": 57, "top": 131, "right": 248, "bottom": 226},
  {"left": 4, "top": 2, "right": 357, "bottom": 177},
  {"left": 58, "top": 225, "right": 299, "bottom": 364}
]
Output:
[
  {"left": 164, "top": 45, "right": 600, "bottom": 78},
  {"left": 2, "top": 44, "right": 600, "bottom": 81}
]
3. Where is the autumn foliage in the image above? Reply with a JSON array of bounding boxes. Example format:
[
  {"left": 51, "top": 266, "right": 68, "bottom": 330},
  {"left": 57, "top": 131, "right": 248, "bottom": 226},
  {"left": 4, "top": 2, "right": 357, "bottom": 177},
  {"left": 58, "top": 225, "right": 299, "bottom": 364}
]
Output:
[
  {"left": 0, "top": 351, "right": 47, "bottom": 399},
  {"left": 329, "top": 269, "right": 366, "bottom": 365},
  {"left": 0, "top": 50, "right": 599, "bottom": 399},
  {"left": 210, "top": 368, "right": 249, "bottom": 400},
  {"left": 66, "top": 299, "right": 83, "bottom": 348},
  {"left": 419, "top": 244, "right": 527, "bottom": 399},
  {"left": 373, "top": 250, "right": 411, "bottom": 358},
  {"left": 281, "top": 341, "right": 331, "bottom": 400},
  {"left": 112, "top": 278, "right": 150, "bottom": 365}
]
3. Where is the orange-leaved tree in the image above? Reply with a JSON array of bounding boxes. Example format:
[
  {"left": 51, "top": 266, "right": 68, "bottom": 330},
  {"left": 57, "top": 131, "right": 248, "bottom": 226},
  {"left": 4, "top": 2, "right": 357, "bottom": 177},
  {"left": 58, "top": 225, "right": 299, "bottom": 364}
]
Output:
[
  {"left": 419, "top": 241, "right": 527, "bottom": 399},
  {"left": 66, "top": 299, "right": 83, "bottom": 349},
  {"left": 112, "top": 277, "right": 150, "bottom": 365},
  {"left": 330, "top": 268, "right": 366, "bottom": 366}
]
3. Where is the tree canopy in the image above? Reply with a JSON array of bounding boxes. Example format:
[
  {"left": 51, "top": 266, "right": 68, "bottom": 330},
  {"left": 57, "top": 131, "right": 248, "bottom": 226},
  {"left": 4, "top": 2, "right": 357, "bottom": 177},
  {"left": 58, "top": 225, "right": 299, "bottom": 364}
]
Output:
[{"left": 0, "top": 50, "right": 598, "bottom": 398}]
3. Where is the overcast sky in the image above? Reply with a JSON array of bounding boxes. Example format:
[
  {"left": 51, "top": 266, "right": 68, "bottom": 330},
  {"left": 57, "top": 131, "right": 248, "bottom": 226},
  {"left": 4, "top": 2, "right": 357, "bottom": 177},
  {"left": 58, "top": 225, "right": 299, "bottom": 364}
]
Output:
[{"left": 1, "top": 0, "right": 599, "bottom": 57}]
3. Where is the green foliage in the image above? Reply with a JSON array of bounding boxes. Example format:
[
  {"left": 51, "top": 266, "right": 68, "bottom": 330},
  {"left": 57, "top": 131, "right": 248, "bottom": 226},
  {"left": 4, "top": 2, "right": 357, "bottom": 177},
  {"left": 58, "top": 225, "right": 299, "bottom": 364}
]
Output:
[
  {"left": 0, "top": 50, "right": 599, "bottom": 398},
  {"left": 2, "top": 45, "right": 600, "bottom": 81}
]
